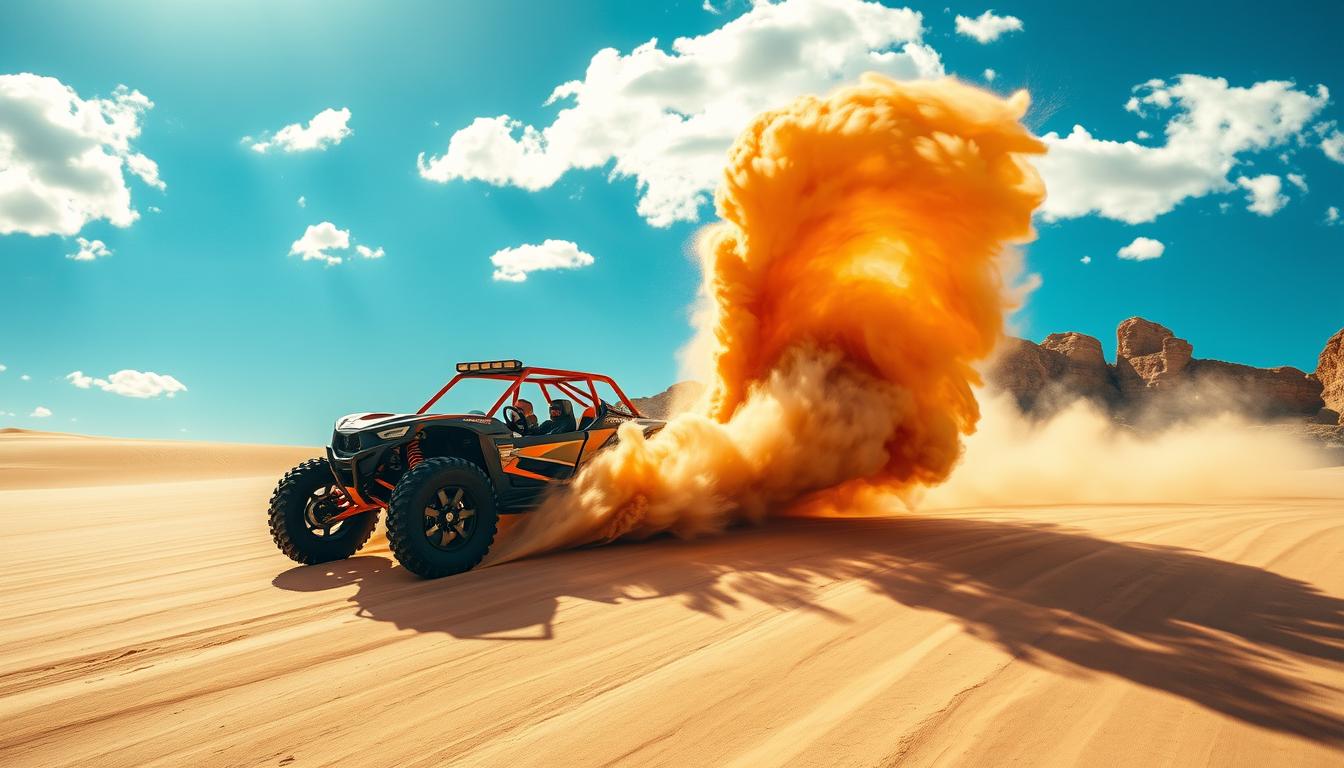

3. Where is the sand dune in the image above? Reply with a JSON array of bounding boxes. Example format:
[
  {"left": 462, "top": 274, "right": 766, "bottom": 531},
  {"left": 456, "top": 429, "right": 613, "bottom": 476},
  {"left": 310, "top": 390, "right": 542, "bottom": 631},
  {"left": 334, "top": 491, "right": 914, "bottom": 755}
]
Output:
[
  {"left": 0, "top": 428, "right": 315, "bottom": 489},
  {"left": 1, "top": 431, "right": 1342, "bottom": 766}
]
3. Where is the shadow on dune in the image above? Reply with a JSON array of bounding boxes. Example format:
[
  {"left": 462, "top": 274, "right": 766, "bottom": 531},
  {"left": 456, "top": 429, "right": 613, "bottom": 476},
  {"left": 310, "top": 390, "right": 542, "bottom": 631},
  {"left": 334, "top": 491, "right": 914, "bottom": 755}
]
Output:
[{"left": 272, "top": 516, "right": 1344, "bottom": 745}]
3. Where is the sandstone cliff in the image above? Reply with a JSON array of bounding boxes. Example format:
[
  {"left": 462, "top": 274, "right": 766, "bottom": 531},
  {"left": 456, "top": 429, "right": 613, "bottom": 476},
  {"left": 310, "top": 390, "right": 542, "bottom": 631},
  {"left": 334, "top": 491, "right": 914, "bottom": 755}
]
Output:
[
  {"left": 635, "top": 319, "right": 1344, "bottom": 430},
  {"left": 630, "top": 381, "right": 705, "bottom": 420},
  {"left": 1318, "top": 328, "right": 1344, "bottom": 423},
  {"left": 988, "top": 317, "right": 1335, "bottom": 422}
]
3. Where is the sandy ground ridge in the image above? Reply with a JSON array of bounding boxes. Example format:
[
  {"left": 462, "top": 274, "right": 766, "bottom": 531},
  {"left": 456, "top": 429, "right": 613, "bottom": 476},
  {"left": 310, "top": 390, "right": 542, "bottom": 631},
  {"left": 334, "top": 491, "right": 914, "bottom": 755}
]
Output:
[{"left": 1, "top": 430, "right": 1341, "bottom": 767}]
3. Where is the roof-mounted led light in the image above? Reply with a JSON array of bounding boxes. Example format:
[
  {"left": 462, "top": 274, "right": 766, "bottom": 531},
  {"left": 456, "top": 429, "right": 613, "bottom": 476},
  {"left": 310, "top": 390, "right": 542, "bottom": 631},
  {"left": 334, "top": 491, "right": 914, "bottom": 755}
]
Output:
[{"left": 456, "top": 359, "right": 523, "bottom": 373}]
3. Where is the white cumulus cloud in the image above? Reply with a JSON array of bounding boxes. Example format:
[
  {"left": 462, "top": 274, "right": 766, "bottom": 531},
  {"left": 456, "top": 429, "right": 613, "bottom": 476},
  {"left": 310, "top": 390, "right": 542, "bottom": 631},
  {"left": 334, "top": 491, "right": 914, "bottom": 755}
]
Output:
[
  {"left": 1117, "top": 236, "right": 1165, "bottom": 261},
  {"left": 289, "top": 221, "right": 384, "bottom": 265},
  {"left": 490, "top": 239, "right": 595, "bottom": 282},
  {"left": 1319, "top": 123, "right": 1344, "bottom": 163},
  {"left": 1235, "top": 174, "right": 1288, "bottom": 216},
  {"left": 248, "top": 107, "right": 352, "bottom": 153},
  {"left": 124, "top": 152, "right": 164, "bottom": 190},
  {"left": 1326, "top": 206, "right": 1340, "bottom": 225},
  {"left": 0, "top": 73, "right": 164, "bottom": 236},
  {"left": 30, "top": 406, "right": 52, "bottom": 418},
  {"left": 1285, "top": 172, "right": 1307, "bottom": 193},
  {"left": 1038, "top": 75, "right": 1329, "bottom": 224},
  {"left": 983, "top": 68, "right": 997, "bottom": 82},
  {"left": 418, "top": 0, "right": 943, "bottom": 227},
  {"left": 66, "top": 237, "right": 112, "bottom": 261},
  {"left": 66, "top": 369, "right": 187, "bottom": 399},
  {"left": 290, "top": 221, "right": 349, "bottom": 265},
  {"left": 954, "top": 10, "right": 1023, "bottom": 43}
]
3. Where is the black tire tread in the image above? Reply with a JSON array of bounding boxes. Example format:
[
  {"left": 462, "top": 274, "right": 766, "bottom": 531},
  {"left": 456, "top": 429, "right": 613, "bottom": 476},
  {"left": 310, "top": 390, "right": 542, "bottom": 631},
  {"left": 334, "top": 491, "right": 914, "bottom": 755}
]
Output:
[
  {"left": 386, "top": 457, "right": 498, "bottom": 578},
  {"left": 268, "top": 457, "right": 378, "bottom": 565}
]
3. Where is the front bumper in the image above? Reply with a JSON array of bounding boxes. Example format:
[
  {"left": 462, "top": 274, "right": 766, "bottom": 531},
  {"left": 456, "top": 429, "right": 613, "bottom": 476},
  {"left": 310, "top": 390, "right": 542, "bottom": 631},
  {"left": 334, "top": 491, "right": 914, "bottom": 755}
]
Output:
[{"left": 326, "top": 439, "right": 401, "bottom": 505}]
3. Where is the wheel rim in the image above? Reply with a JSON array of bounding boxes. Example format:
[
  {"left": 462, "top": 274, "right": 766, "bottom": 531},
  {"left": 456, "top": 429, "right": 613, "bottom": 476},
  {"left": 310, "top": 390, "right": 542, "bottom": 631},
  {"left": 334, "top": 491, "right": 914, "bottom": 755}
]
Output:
[
  {"left": 303, "top": 486, "right": 347, "bottom": 538},
  {"left": 423, "top": 485, "right": 477, "bottom": 551}
]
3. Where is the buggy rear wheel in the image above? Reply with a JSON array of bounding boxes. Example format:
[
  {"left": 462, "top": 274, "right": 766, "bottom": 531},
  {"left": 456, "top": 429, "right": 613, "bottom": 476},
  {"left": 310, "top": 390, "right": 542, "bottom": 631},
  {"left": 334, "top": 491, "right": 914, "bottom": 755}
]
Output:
[
  {"left": 268, "top": 458, "right": 379, "bottom": 565},
  {"left": 386, "top": 457, "right": 499, "bottom": 578}
]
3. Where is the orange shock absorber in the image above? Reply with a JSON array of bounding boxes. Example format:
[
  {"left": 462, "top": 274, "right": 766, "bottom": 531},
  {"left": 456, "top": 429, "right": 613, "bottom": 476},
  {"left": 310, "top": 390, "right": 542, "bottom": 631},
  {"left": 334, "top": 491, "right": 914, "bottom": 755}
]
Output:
[{"left": 405, "top": 438, "right": 424, "bottom": 469}]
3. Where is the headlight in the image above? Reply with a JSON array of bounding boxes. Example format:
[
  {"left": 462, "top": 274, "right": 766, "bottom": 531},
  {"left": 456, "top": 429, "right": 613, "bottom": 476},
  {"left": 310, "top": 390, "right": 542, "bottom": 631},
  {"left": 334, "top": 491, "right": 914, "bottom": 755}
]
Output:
[{"left": 376, "top": 426, "right": 410, "bottom": 440}]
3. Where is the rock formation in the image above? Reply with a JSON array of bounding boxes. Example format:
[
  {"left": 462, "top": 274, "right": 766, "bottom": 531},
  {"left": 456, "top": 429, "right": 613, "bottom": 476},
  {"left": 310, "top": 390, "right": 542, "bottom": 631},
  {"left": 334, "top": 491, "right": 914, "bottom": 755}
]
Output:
[
  {"left": 1186, "top": 360, "right": 1324, "bottom": 417},
  {"left": 1041, "top": 332, "right": 1119, "bottom": 404},
  {"left": 630, "top": 381, "right": 705, "bottom": 420},
  {"left": 637, "top": 320, "right": 1344, "bottom": 431},
  {"left": 1318, "top": 328, "right": 1344, "bottom": 424},
  {"left": 988, "top": 317, "right": 1330, "bottom": 421},
  {"left": 983, "top": 338, "right": 1061, "bottom": 410},
  {"left": 1114, "top": 318, "right": 1193, "bottom": 397}
]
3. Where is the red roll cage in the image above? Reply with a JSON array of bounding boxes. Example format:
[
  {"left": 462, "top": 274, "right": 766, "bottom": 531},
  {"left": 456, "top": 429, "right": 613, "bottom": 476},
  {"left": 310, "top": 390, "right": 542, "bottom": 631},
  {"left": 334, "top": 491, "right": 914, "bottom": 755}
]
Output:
[{"left": 417, "top": 365, "right": 643, "bottom": 419}]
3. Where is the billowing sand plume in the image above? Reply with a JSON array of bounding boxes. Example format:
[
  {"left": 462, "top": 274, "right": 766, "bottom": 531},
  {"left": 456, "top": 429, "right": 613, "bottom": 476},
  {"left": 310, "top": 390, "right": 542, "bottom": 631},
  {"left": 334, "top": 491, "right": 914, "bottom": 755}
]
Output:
[{"left": 490, "top": 74, "right": 1046, "bottom": 561}]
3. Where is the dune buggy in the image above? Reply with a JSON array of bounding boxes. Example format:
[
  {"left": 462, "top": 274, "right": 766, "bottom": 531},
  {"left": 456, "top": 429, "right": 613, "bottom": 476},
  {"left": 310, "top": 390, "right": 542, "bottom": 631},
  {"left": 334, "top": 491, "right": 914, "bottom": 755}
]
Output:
[{"left": 268, "top": 361, "right": 664, "bottom": 578}]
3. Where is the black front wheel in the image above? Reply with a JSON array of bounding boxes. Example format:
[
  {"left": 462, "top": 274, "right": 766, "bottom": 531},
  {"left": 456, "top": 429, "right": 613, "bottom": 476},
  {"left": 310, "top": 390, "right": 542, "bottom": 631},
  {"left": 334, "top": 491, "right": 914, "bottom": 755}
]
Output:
[
  {"left": 386, "top": 457, "right": 499, "bottom": 578},
  {"left": 268, "top": 458, "right": 379, "bottom": 565}
]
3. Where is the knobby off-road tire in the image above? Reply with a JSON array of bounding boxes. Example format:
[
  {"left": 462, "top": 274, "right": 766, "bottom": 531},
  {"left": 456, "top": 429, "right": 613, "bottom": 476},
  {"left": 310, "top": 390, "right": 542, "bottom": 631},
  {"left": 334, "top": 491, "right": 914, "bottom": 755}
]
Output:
[
  {"left": 268, "top": 458, "right": 379, "bottom": 565},
  {"left": 387, "top": 457, "right": 500, "bottom": 578}
]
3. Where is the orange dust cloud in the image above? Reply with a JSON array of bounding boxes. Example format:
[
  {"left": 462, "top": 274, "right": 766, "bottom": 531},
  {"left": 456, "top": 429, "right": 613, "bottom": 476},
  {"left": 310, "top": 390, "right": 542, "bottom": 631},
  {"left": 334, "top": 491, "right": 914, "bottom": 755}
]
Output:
[{"left": 489, "top": 74, "right": 1046, "bottom": 562}]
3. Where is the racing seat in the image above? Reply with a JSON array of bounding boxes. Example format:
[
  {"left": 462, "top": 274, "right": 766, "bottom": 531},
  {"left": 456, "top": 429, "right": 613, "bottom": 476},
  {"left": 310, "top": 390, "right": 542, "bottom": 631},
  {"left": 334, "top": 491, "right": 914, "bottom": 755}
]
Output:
[{"left": 578, "top": 401, "right": 607, "bottom": 430}]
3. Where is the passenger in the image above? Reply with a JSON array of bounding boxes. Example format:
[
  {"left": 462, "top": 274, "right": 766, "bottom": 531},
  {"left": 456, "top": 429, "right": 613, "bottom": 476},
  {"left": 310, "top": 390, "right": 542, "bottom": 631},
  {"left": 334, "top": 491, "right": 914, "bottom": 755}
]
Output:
[{"left": 537, "top": 399, "right": 576, "bottom": 434}]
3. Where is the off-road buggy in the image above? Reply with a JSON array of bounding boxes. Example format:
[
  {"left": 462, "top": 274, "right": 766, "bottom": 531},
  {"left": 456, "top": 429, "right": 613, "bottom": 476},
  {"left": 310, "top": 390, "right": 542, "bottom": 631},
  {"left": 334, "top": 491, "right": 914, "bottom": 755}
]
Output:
[{"left": 268, "top": 361, "right": 664, "bottom": 578}]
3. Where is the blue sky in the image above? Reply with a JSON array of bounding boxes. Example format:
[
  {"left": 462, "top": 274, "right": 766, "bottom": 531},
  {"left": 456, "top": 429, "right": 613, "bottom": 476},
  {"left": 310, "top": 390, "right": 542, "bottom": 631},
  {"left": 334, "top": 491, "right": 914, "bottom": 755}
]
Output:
[{"left": 2, "top": 0, "right": 1341, "bottom": 444}]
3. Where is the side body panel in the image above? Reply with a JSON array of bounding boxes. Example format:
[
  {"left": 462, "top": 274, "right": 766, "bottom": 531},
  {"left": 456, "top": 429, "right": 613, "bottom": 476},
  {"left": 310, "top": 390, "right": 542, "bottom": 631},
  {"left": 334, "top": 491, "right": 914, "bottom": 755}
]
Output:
[{"left": 488, "top": 421, "right": 647, "bottom": 513}]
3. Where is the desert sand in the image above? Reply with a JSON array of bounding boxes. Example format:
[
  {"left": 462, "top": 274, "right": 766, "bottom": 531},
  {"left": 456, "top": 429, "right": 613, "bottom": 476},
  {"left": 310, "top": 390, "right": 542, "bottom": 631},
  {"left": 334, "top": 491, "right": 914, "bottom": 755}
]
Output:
[{"left": 1, "top": 429, "right": 1342, "bottom": 767}]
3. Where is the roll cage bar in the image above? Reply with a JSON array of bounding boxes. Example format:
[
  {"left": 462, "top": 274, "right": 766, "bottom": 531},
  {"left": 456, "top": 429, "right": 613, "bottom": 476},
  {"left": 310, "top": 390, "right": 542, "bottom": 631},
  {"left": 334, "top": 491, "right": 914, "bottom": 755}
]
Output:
[{"left": 418, "top": 366, "right": 643, "bottom": 419}]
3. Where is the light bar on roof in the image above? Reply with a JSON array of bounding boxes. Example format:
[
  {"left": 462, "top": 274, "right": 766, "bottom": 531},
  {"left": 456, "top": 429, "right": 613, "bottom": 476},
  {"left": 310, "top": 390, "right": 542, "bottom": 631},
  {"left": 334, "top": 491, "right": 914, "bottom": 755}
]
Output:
[{"left": 456, "top": 359, "right": 523, "bottom": 373}]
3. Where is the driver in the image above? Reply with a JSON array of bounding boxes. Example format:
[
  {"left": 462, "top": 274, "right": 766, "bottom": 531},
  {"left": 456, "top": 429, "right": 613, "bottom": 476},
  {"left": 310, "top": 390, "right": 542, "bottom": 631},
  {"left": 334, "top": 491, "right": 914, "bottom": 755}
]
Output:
[{"left": 516, "top": 399, "right": 540, "bottom": 434}]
